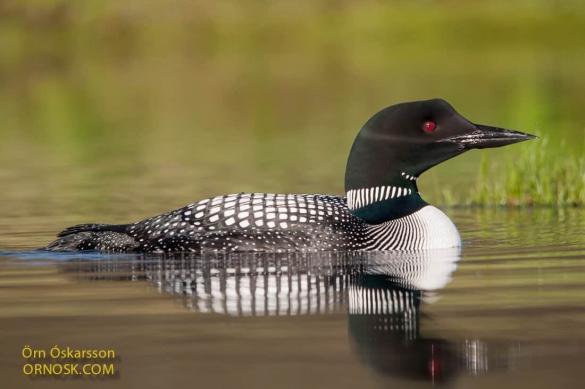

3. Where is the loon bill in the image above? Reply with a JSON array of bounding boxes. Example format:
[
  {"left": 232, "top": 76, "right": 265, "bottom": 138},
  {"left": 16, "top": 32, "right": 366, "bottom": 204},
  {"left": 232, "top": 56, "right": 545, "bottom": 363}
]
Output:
[{"left": 45, "top": 99, "right": 535, "bottom": 253}]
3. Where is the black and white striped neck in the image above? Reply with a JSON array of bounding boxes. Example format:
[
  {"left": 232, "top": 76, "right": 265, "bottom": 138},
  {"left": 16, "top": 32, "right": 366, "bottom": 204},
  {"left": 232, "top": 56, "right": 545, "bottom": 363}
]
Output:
[
  {"left": 347, "top": 171, "right": 418, "bottom": 210},
  {"left": 346, "top": 172, "right": 426, "bottom": 224}
]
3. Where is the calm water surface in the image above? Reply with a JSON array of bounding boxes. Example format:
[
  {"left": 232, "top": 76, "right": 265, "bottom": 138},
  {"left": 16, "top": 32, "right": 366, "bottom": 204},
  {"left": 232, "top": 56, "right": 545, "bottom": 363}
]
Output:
[{"left": 1, "top": 208, "right": 584, "bottom": 389}]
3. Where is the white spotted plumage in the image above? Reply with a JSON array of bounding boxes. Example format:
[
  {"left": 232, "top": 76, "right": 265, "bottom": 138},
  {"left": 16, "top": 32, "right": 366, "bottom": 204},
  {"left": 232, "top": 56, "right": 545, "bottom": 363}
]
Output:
[
  {"left": 49, "top": 191, "right": 460, "bottom": 253},
  {"left": 109, "top": 192, "right": 461, "bottom": 253}
]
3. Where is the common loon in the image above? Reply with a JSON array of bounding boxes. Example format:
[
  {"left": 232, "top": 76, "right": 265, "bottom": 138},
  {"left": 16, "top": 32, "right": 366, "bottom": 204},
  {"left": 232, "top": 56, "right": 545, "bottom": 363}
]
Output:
[{"left": 45, "top": 99, "right": 534, "bottom": 253}]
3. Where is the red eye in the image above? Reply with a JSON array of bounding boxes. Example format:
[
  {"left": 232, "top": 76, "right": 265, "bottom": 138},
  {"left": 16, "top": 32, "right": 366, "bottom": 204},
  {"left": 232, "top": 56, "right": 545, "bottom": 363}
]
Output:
[{"left": 423, "top": 121, "right": 436, "bottom": 133}]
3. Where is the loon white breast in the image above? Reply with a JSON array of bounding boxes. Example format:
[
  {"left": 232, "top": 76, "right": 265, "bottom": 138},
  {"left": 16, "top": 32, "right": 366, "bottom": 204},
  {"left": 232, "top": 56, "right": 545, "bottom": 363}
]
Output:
[{"left": 45, "top": 99, "right": 534, "bottom": 254}]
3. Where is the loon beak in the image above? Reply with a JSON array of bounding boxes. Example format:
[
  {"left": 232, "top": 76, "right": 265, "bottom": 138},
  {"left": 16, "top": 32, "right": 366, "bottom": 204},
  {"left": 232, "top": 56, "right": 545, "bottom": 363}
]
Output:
[{"left": 441, "top": 124, "right": 537, "bottom": 149}]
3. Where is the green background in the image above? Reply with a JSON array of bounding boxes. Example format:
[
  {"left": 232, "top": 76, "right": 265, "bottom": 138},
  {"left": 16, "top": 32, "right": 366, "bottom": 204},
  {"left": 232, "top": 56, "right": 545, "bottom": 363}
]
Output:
[{"left": 1, "top": 0, "right": 584, "bottom": 228}]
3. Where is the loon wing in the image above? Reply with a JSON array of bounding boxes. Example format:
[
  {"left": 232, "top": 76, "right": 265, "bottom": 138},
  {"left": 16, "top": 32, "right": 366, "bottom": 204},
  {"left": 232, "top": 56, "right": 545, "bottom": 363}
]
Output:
[
  {"left": 126, "top": 193, "right": 366, "bottom": 253},
  {"left": 46, "top": 193, "right": 367, "bottom": 253}
]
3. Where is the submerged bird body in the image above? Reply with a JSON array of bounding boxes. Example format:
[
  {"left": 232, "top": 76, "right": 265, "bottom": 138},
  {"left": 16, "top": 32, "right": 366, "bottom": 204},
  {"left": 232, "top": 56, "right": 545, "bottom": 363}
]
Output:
[{"left": 46, "top": 99, "right": 533, "bottom": 253}]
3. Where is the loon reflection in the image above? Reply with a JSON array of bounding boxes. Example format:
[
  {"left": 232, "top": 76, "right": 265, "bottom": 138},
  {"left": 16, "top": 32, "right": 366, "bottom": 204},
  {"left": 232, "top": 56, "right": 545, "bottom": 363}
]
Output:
[
  {"left": 346, "top": 251, "right": 459, "bottom": 382},
  {"left": 65, "top": 249, "right": 506, "bottom": 382},
  {"left": 138, "top": 250, "right": 460, "bottom": 317}
]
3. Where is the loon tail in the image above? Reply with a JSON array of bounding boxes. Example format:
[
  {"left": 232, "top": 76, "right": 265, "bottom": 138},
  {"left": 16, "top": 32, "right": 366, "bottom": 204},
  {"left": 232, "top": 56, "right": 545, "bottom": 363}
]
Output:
[{"left": 46, "top": 223, "right": 138, "bottom": 252}]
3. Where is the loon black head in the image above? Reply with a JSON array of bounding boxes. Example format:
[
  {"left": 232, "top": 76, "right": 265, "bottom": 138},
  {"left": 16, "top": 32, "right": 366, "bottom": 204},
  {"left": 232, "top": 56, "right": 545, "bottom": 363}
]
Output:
[{"left": 345, "top": 99, "right": 535, "bottom": 223}]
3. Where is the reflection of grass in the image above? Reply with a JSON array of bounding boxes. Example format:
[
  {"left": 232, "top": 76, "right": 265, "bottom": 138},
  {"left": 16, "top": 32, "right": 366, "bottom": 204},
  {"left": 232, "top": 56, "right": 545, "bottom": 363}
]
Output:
[{"left": 441, "top": 138, "right": 585, "bottom": 207}]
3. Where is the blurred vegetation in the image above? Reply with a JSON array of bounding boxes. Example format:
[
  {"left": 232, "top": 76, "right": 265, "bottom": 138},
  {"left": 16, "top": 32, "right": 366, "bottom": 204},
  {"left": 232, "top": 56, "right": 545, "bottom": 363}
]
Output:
[{"left": 0, "top": 0, "right": 584, "bottom": 224}]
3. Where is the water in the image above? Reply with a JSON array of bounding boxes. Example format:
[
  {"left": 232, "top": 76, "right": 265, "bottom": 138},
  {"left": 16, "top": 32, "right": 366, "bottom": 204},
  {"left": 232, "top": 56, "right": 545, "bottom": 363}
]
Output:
[{"left": 1, "top": 208, "right": 584, "bottom": 388}]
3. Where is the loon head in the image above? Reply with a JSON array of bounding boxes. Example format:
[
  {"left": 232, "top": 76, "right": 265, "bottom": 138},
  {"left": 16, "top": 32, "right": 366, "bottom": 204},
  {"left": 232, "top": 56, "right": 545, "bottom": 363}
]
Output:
[{"left": 345, "top": 99, "right": 535, "bottom": 223}]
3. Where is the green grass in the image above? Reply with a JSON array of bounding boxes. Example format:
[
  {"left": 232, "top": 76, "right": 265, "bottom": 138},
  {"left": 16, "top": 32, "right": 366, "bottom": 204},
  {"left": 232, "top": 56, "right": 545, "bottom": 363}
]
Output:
[{"left": 441, "top": 138, "right": 585, "bottom": 207}]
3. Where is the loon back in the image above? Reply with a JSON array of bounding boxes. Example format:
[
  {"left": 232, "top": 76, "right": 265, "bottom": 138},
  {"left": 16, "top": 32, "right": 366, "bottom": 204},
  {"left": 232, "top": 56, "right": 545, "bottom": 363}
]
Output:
[
  {"left": 46, "top": 193, "right": 460, "bottom": 253},
  {"left": 45, "top": 99, "right": 533, "bottom": 254}
]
